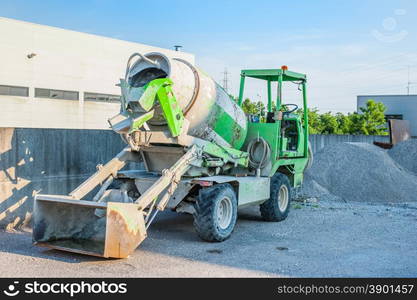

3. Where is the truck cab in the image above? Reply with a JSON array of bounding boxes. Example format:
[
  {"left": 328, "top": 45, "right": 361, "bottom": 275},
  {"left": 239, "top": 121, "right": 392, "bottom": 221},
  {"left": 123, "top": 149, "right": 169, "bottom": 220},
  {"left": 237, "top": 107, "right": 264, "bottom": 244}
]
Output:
[{"left": 237, "top": 66, "right": 310, "bottom": 186}]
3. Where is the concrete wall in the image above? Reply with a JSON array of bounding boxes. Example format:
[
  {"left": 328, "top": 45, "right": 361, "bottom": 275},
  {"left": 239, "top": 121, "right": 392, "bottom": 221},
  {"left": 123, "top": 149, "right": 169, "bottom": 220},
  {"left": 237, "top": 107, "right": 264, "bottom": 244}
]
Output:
[
  {"left": 0, "top": 17, "right": 194, "bottom": 129},
  {"left": 309, "top": 134, "right": 390, "bottom": 153},
  {"left": 0, "top": 128, "right": 392, "bottom": 230},
  {"left": 0, "top": 127, "right": 126, "bottom": 230},
  {"left": 357, "top": 95, "right": 417, "bottom": 136}
]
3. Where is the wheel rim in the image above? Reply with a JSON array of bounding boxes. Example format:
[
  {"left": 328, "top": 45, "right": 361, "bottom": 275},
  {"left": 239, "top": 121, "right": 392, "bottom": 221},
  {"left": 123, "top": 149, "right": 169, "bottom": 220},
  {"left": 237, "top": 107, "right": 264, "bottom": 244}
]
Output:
[
  {"left": 217, "top": 196, "right": 233, "bottom": 230},
  {"left": 278, "top": 185, "right": 289, "bottom": 212}
]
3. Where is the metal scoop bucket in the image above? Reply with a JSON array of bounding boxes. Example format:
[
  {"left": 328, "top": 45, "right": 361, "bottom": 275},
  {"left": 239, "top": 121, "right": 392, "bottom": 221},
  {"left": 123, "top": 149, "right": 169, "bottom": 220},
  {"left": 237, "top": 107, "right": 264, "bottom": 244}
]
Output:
[{"left": 33, "top": 195, "right": 147, "bottom": 258}]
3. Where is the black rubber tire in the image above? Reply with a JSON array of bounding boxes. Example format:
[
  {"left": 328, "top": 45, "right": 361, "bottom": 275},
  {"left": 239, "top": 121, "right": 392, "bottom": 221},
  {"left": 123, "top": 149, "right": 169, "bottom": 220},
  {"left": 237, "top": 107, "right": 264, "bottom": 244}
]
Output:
[
  {"left": 260, "top": 173, "right": 292, "bottom": 222},
  {"left": 193, "top": 183, "right": 238, "bottom": 242},
  {"left": 107, "top": 179, "right": 140, "bottom": 199}
]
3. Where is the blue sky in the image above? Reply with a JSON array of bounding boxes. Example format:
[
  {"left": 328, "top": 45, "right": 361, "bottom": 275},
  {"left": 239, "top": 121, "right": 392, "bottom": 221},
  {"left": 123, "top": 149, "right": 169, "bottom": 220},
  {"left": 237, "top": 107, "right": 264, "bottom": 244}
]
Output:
[{"left": 2, "top": 0, "right": 417, "bottom": 112}]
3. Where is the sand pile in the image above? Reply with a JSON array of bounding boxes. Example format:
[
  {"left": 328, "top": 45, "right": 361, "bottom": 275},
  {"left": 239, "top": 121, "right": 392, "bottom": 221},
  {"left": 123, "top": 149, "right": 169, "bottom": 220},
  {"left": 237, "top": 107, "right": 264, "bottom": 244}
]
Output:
[
  {"left": 388, "top": 139, "right": 417, "bottom": 175},
  {"left": 299, "top": 142, "right": 417, "bottom": 203}
]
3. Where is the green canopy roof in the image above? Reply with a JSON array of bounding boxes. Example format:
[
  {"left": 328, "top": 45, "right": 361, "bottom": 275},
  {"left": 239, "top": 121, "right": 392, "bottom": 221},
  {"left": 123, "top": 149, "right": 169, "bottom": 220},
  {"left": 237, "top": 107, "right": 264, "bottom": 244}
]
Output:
[{"left": 241, "top": 69, "right": 306, "bottom": 81}]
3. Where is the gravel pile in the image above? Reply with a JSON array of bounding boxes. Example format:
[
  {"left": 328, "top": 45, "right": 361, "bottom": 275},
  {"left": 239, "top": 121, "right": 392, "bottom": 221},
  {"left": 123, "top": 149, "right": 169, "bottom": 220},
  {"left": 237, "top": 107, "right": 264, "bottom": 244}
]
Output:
[
  {"left": 388, "top": 139, "right": 417, "bottom": 175},
  {"left": 299, "top": 142, "right": 417, "bottom": 203}
]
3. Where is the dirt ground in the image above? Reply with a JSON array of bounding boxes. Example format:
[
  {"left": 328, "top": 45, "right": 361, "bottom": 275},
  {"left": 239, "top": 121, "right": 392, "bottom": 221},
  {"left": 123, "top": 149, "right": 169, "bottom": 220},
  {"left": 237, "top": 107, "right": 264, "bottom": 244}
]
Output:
[{"left": 0, "top": 199, "right": 416, "bottom": 277}]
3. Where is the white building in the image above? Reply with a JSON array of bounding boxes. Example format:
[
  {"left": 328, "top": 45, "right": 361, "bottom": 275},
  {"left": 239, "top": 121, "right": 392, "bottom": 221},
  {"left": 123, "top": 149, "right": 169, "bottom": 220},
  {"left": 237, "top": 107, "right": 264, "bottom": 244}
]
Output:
[
  {"left": 0, "top": 17, "right": 194, "bottom": 130},
  {"left": 357, "top": 94, "right": 417, "bottom": 136}
]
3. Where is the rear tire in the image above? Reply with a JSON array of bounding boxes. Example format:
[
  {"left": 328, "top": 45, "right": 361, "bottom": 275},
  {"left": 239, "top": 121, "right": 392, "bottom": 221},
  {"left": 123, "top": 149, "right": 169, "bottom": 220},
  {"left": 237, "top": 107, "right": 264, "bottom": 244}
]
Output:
[
  {"left": 193, "top": 183, "right": 237, "bottom": 242},
  {"left": 260, "top": 173, "right": 292, "bottom": 221}
]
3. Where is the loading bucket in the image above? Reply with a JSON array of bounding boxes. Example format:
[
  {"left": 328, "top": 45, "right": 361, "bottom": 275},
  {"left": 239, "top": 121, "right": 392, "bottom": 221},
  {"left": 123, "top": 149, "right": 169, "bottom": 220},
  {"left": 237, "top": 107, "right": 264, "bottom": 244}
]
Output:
[{"left": 33, "top": 195, "right": 147, "bottom": 258}]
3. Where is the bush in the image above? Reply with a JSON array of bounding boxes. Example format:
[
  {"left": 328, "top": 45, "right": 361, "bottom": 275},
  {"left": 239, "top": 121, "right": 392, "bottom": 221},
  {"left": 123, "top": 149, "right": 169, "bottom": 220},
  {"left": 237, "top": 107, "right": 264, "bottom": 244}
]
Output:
[{"left": 239, "top": 97, "right": 388, "bottom": 135}]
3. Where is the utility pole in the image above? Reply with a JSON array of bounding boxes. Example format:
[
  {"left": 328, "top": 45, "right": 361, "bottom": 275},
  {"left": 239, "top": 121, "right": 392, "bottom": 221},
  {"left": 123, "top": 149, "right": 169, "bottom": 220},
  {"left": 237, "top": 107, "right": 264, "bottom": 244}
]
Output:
[
  {"left": 407, "top": 65, "right": 417, "bottom": 95},
  {"left": 173, "top": 45, "right": 182, "bottom": 51},
  {"left": 222, "top": 68, "right": 229, "bottom": 93},
  {"left": 407, "top": 66, "right": 410, "bottom": 95}
]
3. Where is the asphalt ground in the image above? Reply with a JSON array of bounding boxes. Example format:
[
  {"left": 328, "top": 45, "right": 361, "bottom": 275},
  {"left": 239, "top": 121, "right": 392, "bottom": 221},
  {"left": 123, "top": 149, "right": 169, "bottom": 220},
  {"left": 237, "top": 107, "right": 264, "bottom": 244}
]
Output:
[{"left": 0, "top": 199, "right": 416, "bottom": 277}]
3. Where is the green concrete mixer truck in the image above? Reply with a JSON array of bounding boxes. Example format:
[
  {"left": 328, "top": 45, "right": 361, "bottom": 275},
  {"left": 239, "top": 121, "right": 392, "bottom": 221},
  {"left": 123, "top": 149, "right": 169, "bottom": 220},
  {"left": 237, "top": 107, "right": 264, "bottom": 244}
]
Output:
[{"left": 33, "top": 52, "right": 312, "bottom": 258}]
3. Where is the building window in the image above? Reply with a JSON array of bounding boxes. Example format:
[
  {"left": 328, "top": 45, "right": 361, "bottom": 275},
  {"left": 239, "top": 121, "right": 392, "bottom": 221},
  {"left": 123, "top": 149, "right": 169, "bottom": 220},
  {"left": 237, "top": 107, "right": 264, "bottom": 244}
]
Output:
[
  {"left": 385, "top": 114, "right": 403, "bottom": 120},
  {"left": 35, "top": 88, "right": 79, "bottom": 100},
  {"left": 0, "top": 85, "right": 29, "bottom": 97},
  {"left": 84, "top": 92, "right": 120, "bottom": 103}
]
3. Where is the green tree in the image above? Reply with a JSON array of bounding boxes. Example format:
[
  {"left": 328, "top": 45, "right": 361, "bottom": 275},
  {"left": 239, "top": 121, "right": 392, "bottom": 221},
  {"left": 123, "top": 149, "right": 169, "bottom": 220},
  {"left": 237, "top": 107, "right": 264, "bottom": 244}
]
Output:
[
  {"left": 241, "top": 98, "right": 267, "bottom": 118},
  {"left": 335, "top": 112, "right": 353, "bottom": 134},
  {"left": 241, "top": 98, "right": 257, "bottom": 115},
  {"left": 358, "top": 99, "right": 388, "bottom": 135},
  {"left": 297, "top": 108, "right": 322, "bottom": 134},
  {"left": 347, "top": 112, "right": 364, "bottom": 134},
  {"left": 238, "top": 97, "right": 387, "bottom": 136},
  {"left": 319, "top": 112, "right": 339, "bottom": 134},
  {"left": 255, "top": 101, "right": 266, "bottom": 117}
]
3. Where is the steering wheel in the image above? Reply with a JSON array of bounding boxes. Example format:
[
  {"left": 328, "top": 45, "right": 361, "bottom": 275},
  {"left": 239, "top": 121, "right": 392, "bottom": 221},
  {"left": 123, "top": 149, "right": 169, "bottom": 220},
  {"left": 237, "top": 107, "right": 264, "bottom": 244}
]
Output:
[{"left": 281, "top": 104, "right": 298, "bottom": 114}]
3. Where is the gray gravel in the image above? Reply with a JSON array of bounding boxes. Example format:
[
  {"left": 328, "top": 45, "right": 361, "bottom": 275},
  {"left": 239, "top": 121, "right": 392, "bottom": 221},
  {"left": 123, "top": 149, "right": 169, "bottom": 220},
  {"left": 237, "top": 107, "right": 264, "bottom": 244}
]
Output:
[
  {"left": 389, "top": 139, "right": 417, "bottom": 175},
  {"left": 299, "top": 142, "right": 417, "bottom": 204},
  {"left": 1, "top": 199, "right": 416, "bottom": 277}
]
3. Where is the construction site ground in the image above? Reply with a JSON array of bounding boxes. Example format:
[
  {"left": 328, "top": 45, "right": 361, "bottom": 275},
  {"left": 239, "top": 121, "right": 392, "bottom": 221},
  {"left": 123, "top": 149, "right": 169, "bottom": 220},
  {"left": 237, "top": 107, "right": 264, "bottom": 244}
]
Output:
[{"left": 1, "top": 198, "right": 416, "bottom": 277}]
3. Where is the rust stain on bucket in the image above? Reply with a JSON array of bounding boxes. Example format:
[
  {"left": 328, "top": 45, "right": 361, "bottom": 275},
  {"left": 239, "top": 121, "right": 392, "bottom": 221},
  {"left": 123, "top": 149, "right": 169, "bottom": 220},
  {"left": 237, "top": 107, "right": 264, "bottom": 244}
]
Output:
[{"left": 103, "top": 202, "right": 147, "bottom": 258}]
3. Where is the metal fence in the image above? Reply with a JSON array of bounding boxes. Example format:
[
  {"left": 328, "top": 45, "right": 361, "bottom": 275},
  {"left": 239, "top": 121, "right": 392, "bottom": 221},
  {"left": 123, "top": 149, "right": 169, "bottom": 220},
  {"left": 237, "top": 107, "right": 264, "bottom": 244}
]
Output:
[{"left": 309, "top": 134, "right": 390, "bottom": 153}]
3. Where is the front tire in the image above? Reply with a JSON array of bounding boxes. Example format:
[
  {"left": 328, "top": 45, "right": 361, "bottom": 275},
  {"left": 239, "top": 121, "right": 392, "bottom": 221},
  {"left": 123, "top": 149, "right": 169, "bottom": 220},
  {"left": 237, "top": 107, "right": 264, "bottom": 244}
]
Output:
[
  {"left": 260, "top": 173, "right": 292, "bottom": 221},
  {"left": 193, "top": 183, "right": 238, "bottom": 242}
]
